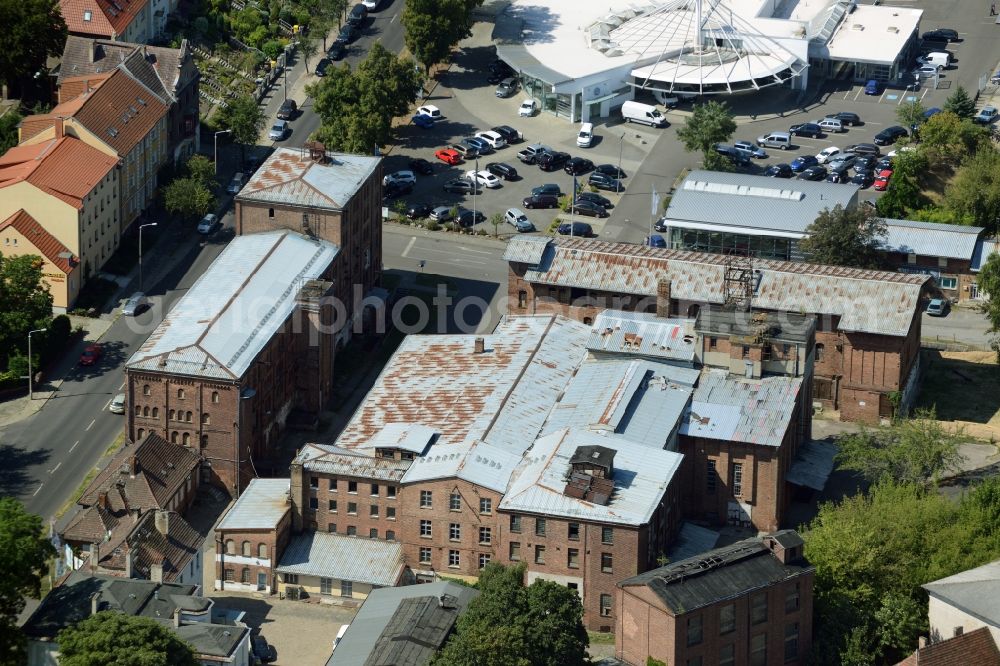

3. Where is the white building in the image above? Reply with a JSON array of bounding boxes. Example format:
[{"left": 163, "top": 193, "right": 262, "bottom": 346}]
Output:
[{"left": 923, "top": 560, "right": 1000, "bottom": 647}]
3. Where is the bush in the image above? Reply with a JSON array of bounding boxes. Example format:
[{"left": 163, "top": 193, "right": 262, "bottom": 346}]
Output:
[
  {"left": 42, "top": 315, "right": 72, "bottom": 365},
  {"left": 424, "top": 220, "right": 440, "bottom": 231}
]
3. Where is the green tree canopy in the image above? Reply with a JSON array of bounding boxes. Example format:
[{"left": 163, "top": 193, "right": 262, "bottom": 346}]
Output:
[
  {"left": 0, "top": 498, "right": 55, "bottom": 663},
  {"left": 676, "top": 100, "right": 737, "bottom": 164},
  {"left": 919, "top": 111, "right": 990, "bottom": 166},
  {"left": 0, "top": 109, "right": 22, "bottom": 154},
  {"left": 298, "top": 35, "right": 318, "bottom": 73},
  {"left": 432, "top": 563, "right": 589, "bottom": 666},
  {"left": 895, "top": 100, "right": 926, "bottom": 129},
  {"left": 402, "top": 0, "right": 471, "bottom": 74},
  {"left": 799, "top": 204, "right": 887, "bottom": 269},
  {"left": 939, "top": 147, "right": 1000, "bottom": 234},
  {"left": 0, "top": 254, "right": 54, "bottom": 371},
  {"left": 978, "top": 252, "right": 1000, "bottom": 360},
  {"left": 185, "top": 154, "right": 216, "bottom": 189},
  {"left": 163, "top": 177, "right": 215, "bottom": 222},
  {"left": 875, "top": 148, "right": 929, "bottom": 219},
  {"left": 57, "top": 611, "right": 199, "bottom": 666},
  {"left": 943, "top": 85, "right": 976, "bottom": 120},
  {"left": 0, "top": 0, "right": 66, "bottom": 90},
  {"left": 215, "top": 94, "right": 265, "bottom": 153}
]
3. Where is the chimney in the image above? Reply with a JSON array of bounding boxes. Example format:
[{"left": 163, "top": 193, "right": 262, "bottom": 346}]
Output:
[
  {"left": 90, "top": 592, "right": 101, "bottom": 616},
  {"left": 474, "top": 337, "right": 485, "bottom": 354},
  {"left": 150, "top": 562, "right": 163, "bottom": 583},
  {"left": 125, "top": 547, "right": 135, "bottom": 578},
  {"left": 154, "top": 510, "right": 169, "bottom": 536},
  {"left": 90, "top": 542, "right": 99, "bottom": 573},
  {"left": 918, "top": 636, "right": 928, "bottom": 649},
  {"left": 173, "top": 608, "right": 182, "bottom": 628},
  {"left": 656, "top": 279, "right": 672, "bottom": 318},
  {"left": 97, "top": 491, "right": 109, "bottom": 510},
  {"left": 129, "top": 455, "right": 139, "bottom": 478},
  {"left": 54, "top": 118, "right": 64, "bottom": 140},
  {"left": 89, "top": 40, "right": 97, "bottom": 63}
]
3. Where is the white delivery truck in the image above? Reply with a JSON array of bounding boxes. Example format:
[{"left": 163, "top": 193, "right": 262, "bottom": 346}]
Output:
[{"left": 621, "top": 101, "right": 668, "bottom": 127}]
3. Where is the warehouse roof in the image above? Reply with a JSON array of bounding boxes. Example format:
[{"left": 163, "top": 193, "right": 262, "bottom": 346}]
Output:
[
  {"left": 922, "top": 560, "right": 1000, "bottom": 627},
  {"left": 881, "top": 218, "right": 984, "bottom": 260},
  {"left": 216, "top": 478, "right": 289, "bottom": 531},
  {"left": 509, "top": 236, "right": 928, "bottom": 337},
  {"left": 237, "top": 148, "right": 381, "bottom": 209},
  {"left": 296, "top": 444, "right": 410, "bottom": 481},
  {"left": 586, "top": 310, "right": 697, "bottom": 362},
  {"left": 276, "top": 532, "right": 404, "bottom": 587},
  {"left": 126, "top": 231, "right": 338, "bottom": 380}
]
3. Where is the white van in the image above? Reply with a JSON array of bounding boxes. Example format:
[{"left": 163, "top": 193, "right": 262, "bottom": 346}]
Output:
[
  {"left": 919, "top": 51, "right": 951, "bottom": 69},
  {"left": 621, "top": 101, "right": 667, "bottom": 128},
  {"left": 576, "top": 122, "right": 594, "bottom": 148},
  {"left": 756, "top": 131, "right": 793, "bottom": 150}
]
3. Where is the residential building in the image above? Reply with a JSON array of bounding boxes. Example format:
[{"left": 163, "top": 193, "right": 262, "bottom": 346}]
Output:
[
  {"left": 59, "top": 0, "right": 156, "bottom": 44},
  {"left": 895, "top": 628, "right": 1000, "bottom": 666},
  {"left": 19, "top": 66, "right": 170, "bottom": 235},
  {"left": 922, "top": 560, "right": 1000, "bottom": 646},
  {"left": 57, "top": 36, "right": 200, "bottom": 162},
  {"left": 214, "top": 478, "right": 292, "bottom": 594},
  {"left": 235, "top": 146, "right": 383, "bottom": 344},
  {"left": 124, "top": 231, "right": 338, "bottom": 494},
  {"left": 275, "top": 531, "right": 406, "bottom": 601},
  {"left": 616, "top": 530, "right": 815, "bottom": 666},
  {"left": 0, "top": 132, "right": 118, "bottom": 309},
  {"left": 327, "top": 581, "right": 479, "bottom": 666},
  {"left": 22, "top": 571, "right": 252, "bottom": 666},
  {"left": 506, "top": 236, "right": 928, "bottom": 423},
  {"left": 60, "top": 432, "right": 200, "bottom": 570}
]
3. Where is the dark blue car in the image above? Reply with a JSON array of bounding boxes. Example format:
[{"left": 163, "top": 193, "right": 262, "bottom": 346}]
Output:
[
  {"left": 644, "top": 234, "right": 667, "bottom": 248},
  {"left": 412, "top": 114, "right": 434, "bottom": 129},
  {"left": 864, "top": 79, "right": 880, "bottom": 95},
  {"left": 790, "top": 155, "right": 818, "bottom": 172}
]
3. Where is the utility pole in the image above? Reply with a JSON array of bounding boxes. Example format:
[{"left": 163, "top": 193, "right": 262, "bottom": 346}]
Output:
[{"left": 27, "top": 328, "right": 47, "bottom": 400}]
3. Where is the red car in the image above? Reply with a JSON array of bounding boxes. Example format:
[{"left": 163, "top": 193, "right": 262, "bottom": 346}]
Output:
[
  {"left": 873, "top": 168, "right": 893, "bottom": 191},
  {"left": 434, "top": 148, "right": 462, "bottom": 165},
  {"left": 79, "top": 344, "right": 102, "bottom": 366}
]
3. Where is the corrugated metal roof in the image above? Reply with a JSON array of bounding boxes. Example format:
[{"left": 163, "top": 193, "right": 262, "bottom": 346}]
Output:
[
  {"left": 587, "top": 310, "right": 697, "bottom": 362},
  {"left": 400, "top": 441, "right": 523, "bottom": 493},
  {"left": 680, "top": 370, "right": 801, "bottom": 447},
  {"left": 971, "top": 238, "right": 999, "bottom": 272},
  {"left": 881, "top": 218, "right": 983, "bottom": 260},
  {"left": 275, "top": 532, "right": 403, "bottom": 587},
  {"left": 369, "top": 423, "right": 437, "bottom": 453},
  {"left": 296, "top": 444, "right": 410, "bottom": 481},
  {"left": 786, "top": 439, "right": 837, "bottom": 490},
  {"left": 126, "top": 232, "right": 339, "bottom": 380},
  {"left": 216, "top": 478, "right": 289, "bottom": 530},
  {"left": 237, "top": 148, "right": 380, "bottom": 209},
  {"left": 499, "top": 428, "right": 683, "bottom": 525},
  {"left": 513, "top": 237, "right": 927, "bottom": 337},
  {"left": 666, "top": 522, "right": 720, "bottom": 562},
  {"left": 665, "top": 170, "right": 858, "bottom": 233},
  {"left": 502, "top": 234, "right": 551, "bottom": 264}
]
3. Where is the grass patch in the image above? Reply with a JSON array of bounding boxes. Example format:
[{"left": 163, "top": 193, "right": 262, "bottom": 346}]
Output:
[
  {"left": 918, "top": 350, "right": 1000, "bottom": 425},
  {"left": 55, "top": 432, "right": 127, "bottom": 520},
  {"left": 588, "top": 631, "right": 615, "bottom": 645}
]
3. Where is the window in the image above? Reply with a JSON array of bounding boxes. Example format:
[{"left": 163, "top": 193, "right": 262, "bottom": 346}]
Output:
[
  {"left": 285, "top": 573, "right": 298, "bottom": 585},
  {"left": 686, "top": 614, "right": 703, "bottom": 646},
  {"left": 241, "top": 568, "right": 250, "bottom": 584},
  {"left": 449, "top": 492, "right": 461, "bottom": 511},
  {"left": 510, "top": 515, "right": 522, "bottom": 533},
  {"left": 535, "top": 518, "right": 547, "bottom": 536},
  {"left": 719, "top": 644, "right": 735, "bottom": 666},
  {"left": 224, "top": 568, "right": 234, "bottom": 582},
  {"left": 177, "top": 388, "right": 185, "bottom": 399},
  {"left": 420, "top": 490, "right": 433, "bottom": 508},
  {"left": 386, "top": 530, "right": 395, "bottom": 540},
  {"left": 370, "top": 504, "right": 379, "bottom": 518},
  {"left": 940, "top": 276, "right": 958, "bottom": 290},
  {"left": 340, "top": 580, "right": 352, "bottom": 597},
  {"left": 707, "top": 460, "right": 717, "bottom": 493},
  {"left": 182, "top": 433, "right": 190, "bottom": 445},
  {"left": 534, "top": 545, "right": 546, "bottom": 564},
  {"left": 567, "top": 548, "right": 579, "bottom": 568},
  {"left": 568, "top": 523, "right": 580, "bottom": 541},
  {"left": 601, "top": 552, "right": 613, "bottom": 574},
  {"left": 348, "top": 481, "right": 357, "bottom": 494},
  {"left": 601, "top": 527, "right": 614, "bottom": 545},
  {"left": 329, "top": 478, "right": 338, "bottom": 491},
  {"left": 479, "top": 497, "right": 492, "bottom": 514},
  {"left": 225, "top": 539, "right": 235, "bottom": 555},
  {"left": 687, "top": 658, "right": 702, "bottom": 666},
  {"left": 786, "top": 582, "right": 800, "bottom": 613},
  {"left": 751, "top": 633, "right": 767, "bottom": 666},
  {"left": 258, "top": 543, "right": 267, "bottom": 558},
  {"left": 347, "top": 502, "right": 357, "bottom": 515},
  {"left": 785, "top": 622, "right": 799, "bottom": 661},
  {"left": 509, "top": 542, "right": 521, "bottom": 561},
  {"left": 420, "top": 520, "right": 432, "bottom": 537},
  {"left": 329, "top": 500, "right": 337, "bottom": 512},
  {"left": 907, "top": 252, "right": 917, "bottom": 264},
  {"left": 449, "top": 523, "right": 461, "bottom": 541},
  {"left": 815, "top": 343, "right": 824, "bottom": 361},
  {"left": 387, "top": 485, "right": 396, "bottom": 498},
  {"left": 328, "top": 523, "right": 337, "bottom": 533},
  {"left": 479, "top": 553, "right": 491, "bottom": 569},
  {"left": 762, "top": 345, "right": 773, "bottom": 361},
  {"left": 419, "top": 547, "right": 432, "bottom": 564},
  {"left": 751, "top": 592, "right": 768, "bottom": 625},
  {"left": 151, "top": 407, "right": 158, "bottom": 418},
  {"left": 709, "top": 336, "right": 718, "bottom": 350},
  {"left": 143, "top": 384, "right": 150, "bottom": 396},
  {"left": 518, "top": 290, "right": 527, "bottom": 308},
  {"left": 479, "top": 527, "right": 491, "bottom": 544},
  {"left": 732, "top": 463, "right": 743, "bottom": 497},
  {"left": 212, "top": 391, "right": 219, "bottom": 403},
  {"left": 241, "top": 541, "right": 251, "bottom": 557},
  {"left": 201, "top": 413, "right": 210, "bottom": 425},
  {"left": 386, "top": 507, "right": 396, "bottom": 520},
  {"left": 308, "top": 497, "right": 318, "bottom": 510},
  {"left": 201, "top": 434, "right": 209, "bottom": 448},
  {"left": 742, "top": 344, "right": 751, "bottom": 359},
  {"left": 720, "top": 603, "right": 736, "bottom": 635},
  {"left": 370, "top": 483, "right": 379, "bottom": 496},
  {"left": 600, "top": 594, "right": 613, "bottom": 617},
  {"left": 448, "top": 550, "right": 460, "bottom": 567},
  {"left": 346, "top": 526, "right": 357, "bottom": 536},
  {"left": 369, "top": 528, "right": 378, "bottom": 538},
  {"left": 143, "top": 406, "right": 149, "bottom": 417},
  {"left": 138, "top": 429, "right": 146, "bottom": 440},
  {"left": 268, "top": 208, "right": 275, "bottom": 218},
  {"left": 310, "top": 477, "right": 319, "bottom": 489}
]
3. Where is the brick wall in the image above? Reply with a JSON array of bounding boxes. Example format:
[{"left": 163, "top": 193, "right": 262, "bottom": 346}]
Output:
[
  {"left": 299, "top": 470, "right": 404, "bottom": 542},
  {"left": 214, "top": 509, "right": 291, "bottom": 594}
]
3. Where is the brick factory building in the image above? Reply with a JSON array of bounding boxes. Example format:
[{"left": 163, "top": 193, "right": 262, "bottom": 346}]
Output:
[
  {"left": 124, "top": 231, "right": 339, "bottom": 495},
  {"left": 505, "top": 236, "right": 928, "bottom": 424},
  {"left": 214, "top": 478, "right": 291, "bottom": 594}
]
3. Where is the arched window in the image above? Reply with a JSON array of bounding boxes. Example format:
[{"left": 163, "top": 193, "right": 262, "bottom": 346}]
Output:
[
  {"left": 177, "top": 388, "right": 185, "bottom": 399},
  {"left": 815, "top": 343, "right": 825, "bottom": 361},
  {"left": 241, "top": 568, "right": 250, "bottom": 584},
  {"left": 212, "top": 391, "right": 220, "bottom": 404},
  {"left": 143, "top": 406, "right": 150, "bottom": 417},
  {"left": 225, "top": 539, "right": 235, "bottom": 555},
  {"left": 202, "top": 413, "right": 210, "bottom": 425},
  {"left": 182, "top": 432, "right": 191, "bottom": 445},
  {"left": 170, "top": 431, "right": 178, "bottom": 443},
  {"left": 258, "top": 543, "right": 267, "bottom": 558},
  {"left": 151, "top": 407, "right": 158, "bottom": 418},
  {"left": 242, "top": 541, "right": 251, "bottom": 557},
  {"left": 186, "top": 411, "right": 192, "bottom": 422},
  {"left": 135, "top": 406, "right": 141, "bottom": 416},
  {"left": 201, "top": 435, "right": 209, "bottom": 448},
  {"left": 137, "top": 428, "right": 145, "bottom": 439},
  {"left": 143, "top": 385, "right": 150, "bottom": 396},
  {"left": 583, "top": 316, "right": 593, "bottom": 326},
  {"left": 169, "top": 409, "right": 175, "bottom": 420}
]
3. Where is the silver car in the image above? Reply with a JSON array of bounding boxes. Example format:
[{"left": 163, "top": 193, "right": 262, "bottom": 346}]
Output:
[
  {"left": 122, "top": 292, "right": 150, "bottom": 316},
  {"left": 268, "top": 120, "right": 289, "bottom": 141},
  {"left": 109, "top": 393, "right": 127, "bottom": 414}
]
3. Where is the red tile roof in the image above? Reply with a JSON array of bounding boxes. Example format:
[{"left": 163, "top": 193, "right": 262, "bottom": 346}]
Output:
[
  {"left": 0, "top": 210, "right": 77, "bottom": 273},
  {"left": 60, "top": 0, "right": 149, "bottom": 39},
  {"left": 0, "top": 135, "right": 117, "bottom": 209},
  {"left": 896, "top": 628, "right": 1000, "bottom": 666}
]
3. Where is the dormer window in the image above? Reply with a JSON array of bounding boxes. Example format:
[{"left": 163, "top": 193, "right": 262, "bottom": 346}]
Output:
[{"left": 83, "top": 9, "right": 92, "bottom": 20}]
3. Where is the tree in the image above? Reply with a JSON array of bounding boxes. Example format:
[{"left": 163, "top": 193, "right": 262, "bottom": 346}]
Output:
[
  {"left": 978, "top": 253, "right": 1000, "bottom": 361},
  {"left": 57, "top": 611, "right": 199, "bottom": 666},
  {"left": 0, "top": 0, "right": 66, "bottom": 91},
  {"left": 895, "top": 99, "right": 926, "bottom": 129},
  {"left": 163, "top": 177, "right": 215, "bottom": 222},
  {"left": 939, "top": 148, "right": 1000, "bottom": 234},
  {"left": 676, "top": 100, "right": 737, "bottom": 168},
  {"left": 402, "top": 0, "right": 471, "bottom": 74},
  {"left": 835, "top": 407, "right": 965, "bottom": 486},
  {"left": 0, "top": 498, "right": 56, "bottom": 663},
  {"left": 185, "top": 154, "right": 216, "bottom": 189},
  {"left": 943, "top": 85, "right": 976, "bottom": 120},
  {"left": 489, "top": 212, "right": 504, "bottom": 237},
  {"left": 0, "top": 254, "right": 53, "bottom": 371},
  {"left": 919, "top": 111, "right": 990, "bottom": 166},
  {"left": 799, "top": 204, "right": 886, "bottom": 269},
  {"left": 875, "top": 148, "right": 929, "bottom": 219},
  {"left": 215, "top": 94, "right": 265, "bottom": 160},
  {"left": 432, "top": 563, "right": 589, "bottom": 666},
  {"left": 298, "top": 35, "right": 318, "bottom": 73},
  {"left": 0, "top": 109, "right": 22, "bottom": 154}
]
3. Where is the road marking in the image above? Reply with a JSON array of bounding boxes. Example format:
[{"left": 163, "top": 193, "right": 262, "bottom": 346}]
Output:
[
  {"left": 119, "top": 381, "right": 125, "bottom": 390},
  {"left": 400, "top": 236, "right": 417, "bottom": 258},
  {"left": 102, "top": 395, "right": 114, "bottom": 411},
  {"left": 33, "top": 484, "right": 43, "bottom": 497},
  {"left": 49, "top": 462, "right": 61, "bottom": 475},
  {"left": 70, "top": 440, "right": 79, "bottom": 453},
  {"left": 390, "top": 12, "right": 398, "bottom": 23},
  {"left": 85, "top": 418, "right": 96, "bottom": 431},
  {"left": 457, "top": 246, "right": 493, "bottom": 255}
]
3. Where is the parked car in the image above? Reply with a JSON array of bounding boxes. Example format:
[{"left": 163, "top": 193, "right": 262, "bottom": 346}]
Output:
[
  {"left": 825, "top": 167, "right": 851, "bottom": 184},
  {"left": 568, "top": 200, "right": 607, "bottom": 218},
  {"left": 466, "top": 170, "right": 502, "bottom": 189},
  {"left": 485, "top": 162, "right": 518, "bottom": 180},
  {"left": 557, "top": 222, "right": 593, "bottom": 236},
  {"left": 974, "top": 106, "right": 999, "bottom": 124},
  {"left": 429, "top": 206, "right": 455, "bottom": 222},
  {"left": 531, "top": 183, "right": 561, "bottom": 197},
  {"left": 825, "top": 111, "right": 862, "bottom": 126},
  {"left": 443, "top": 179, "right": 479, "bottom": 194},
  {"left": 277, "top": 99, "right": 297, "bottom": 120},
  {"left": 109, "top": 393, "right": 127, "bottom": 414},
  {"left": 844, "top": 143, "right": 880, "bottom": 156},
  {"left": 815, "top": 118, "right": 845, "bottom": 134},
  {"left": 852, "top": 171, "right": 875, "bottom": 188},
  {"left": 518, "top": 99, "right": 539, "bottom": 117},
  {"left": 926, "top": 298, "right": 950, "bottom": 316},
  {"left": 644, "top": 234, "right": 667, "bottom": 248},
  {"left": 434, "top": 148, "right": 462, "bottom": 165},
  {"left": 252, "top": 636, "right": 276, "bottom": 663},
  {"left": 912, "top": 64, "right": 941, "bottom": 79},
  {"left": 411, "top": 113, "right": 434, "bottom": 129},
  {"left": 864, "top": 79, "right": 880, "bottom": 95},
  {"left": 406, "top": 202, "right": 433, "bottom": 219},
  {"left": 576, "top": 191, "right": 612, "bottom": 209},
  {"left": 383, "top": 170, "right": 416, "bottom": 187},
  {"left": 853, "top": 155, "right": 879, "bottom": 174},
  {"left": 764, "top": 163, "right": 793, "bottom": 178},
  {"left": 522, "top": 194, "right": 559, "bottom": 209},
  {"left": 516, "top": 144, "right": 551, "bottom": 164},
  {"left": 79, "top": 344, "right": 102, "bottom": 367},
  {"left": 462, "top": 137, "right": 493, "bottom": 155},
  {"left": 383, "top": 180, "right": 413, "bottom": 199},
  {"left": 122, "top": 292, "right": 150, "bottom": 316},
  {"left": 789, "top": 122, "right": 823, "bottom": 138},
  {"left": 327, "top": 42, "right": 346, "bottom": 60},
  {"left": 495, "top": 77, "right": 518, "bottom": 98},
  {"left": 416, "top": 105, "right": 442, "bottom": 120},
  {"left": 714, "top": 144, "right": 751, "bottom": 166},
  {"left": 564, "top": 157, "right": 594, "bottom": 175},
  {"left": 538, "top": 151, "right": 570, "bottom": 172},
  {"left": 588, "top": 172, "right": 624, "bottom": 192},
  {"left": 875, "top": 156, "right": 894, "bottom": 171},
  {"left": 408, "top": 158, "right": 434, "bottom": 175},
  {"left": 315, "top": 58, "right": 331, "bottom": 76},
  {"left": 457, "top": 209, "right": 486, "bottom": 227},
  {"left": 475, "top": 130, "right": 507, "bottom": 149},
  {"left": 226, "top": 173, "right": 245, "bottom": 194},
  {"left": 197, "top": 213, "right": 220, "bottom": 234},
  {"left": 268, "top": 120, "right": 289, "bottom": 141},
  {"left": 492, "top": 125, "right": 522, "bottom": 143},
  {"left": 336, "top": 23, "right": 358, "bottom": 43},
  {"left": 828, "top": 154, "right": 858, "bottom": 171},
  {"left": 452, "top": 143, "right": 480, "bottom": 160},
  {"left": 921, "top": 28, "right": 959, "bottom": 42},
  {"left": 504, "top": 207, "right": 535, "bottom": 232},
  {"left": 733, "top": 140, "right": 767, "bottom": 159},
  {"left": 594, "top": 164, "right": 627, "bottom": 179},
  {"left": 873, "top": 168, "right": 893, "bottom": 191},
  {"left": 797, "top": 165, "right": 827, "bottom": 181},
  {"left": 790, "top": 155, "right": 818, "bottom": 172},
  {"left": 815, "top": 146, "right": 842, "bottom": 164}
]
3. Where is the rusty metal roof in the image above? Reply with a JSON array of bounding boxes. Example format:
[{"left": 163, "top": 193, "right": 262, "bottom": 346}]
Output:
[
  {"left": 296, "top": 444, "right": 410, "bottom": 481},
  {"left": 237, "top": 148, "right": 380, "bottom": 209},
  {"left": 511, "top": 236, "right": 928, "bottom": 337},
  {"left": 587, "top": 310, "right": 697, "bottom": 362}
]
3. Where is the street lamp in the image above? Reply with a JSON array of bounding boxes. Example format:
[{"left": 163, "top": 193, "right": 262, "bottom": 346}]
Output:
[
  {"left": 138, "top": 223, "right": 157, "bottom": 292},
  {"left": 233, "top": 386, "right": 257, "bottom": 498},
  {"left": 27, "top": 328, "right": 47, "bottom": 400},
  {"left": 617, "top": 133, "right": 625, "bottom": 183},
  {"left": 471, "top": 157, "right": 479, "bottom": 233},
  {"left": 214, "top": 129, "right": 232, "bottom": 175}
]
